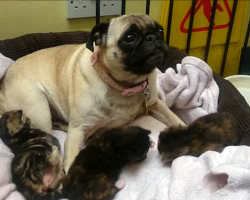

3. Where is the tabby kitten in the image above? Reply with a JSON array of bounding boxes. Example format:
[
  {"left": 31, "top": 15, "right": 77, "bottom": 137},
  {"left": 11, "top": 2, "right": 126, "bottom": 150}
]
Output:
[
  {"left": 43, "top": 126, "right": 152, "bottom": 200},
  {"left": 158, "top": 112, "right": 240, "bottom": 163},
  {"left": 0, "top": 110, "right": 64, "bottom": 200}
]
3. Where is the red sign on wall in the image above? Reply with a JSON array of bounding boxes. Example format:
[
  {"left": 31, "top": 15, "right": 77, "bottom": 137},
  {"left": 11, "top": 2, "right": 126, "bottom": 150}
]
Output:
[{"left": 180, "top": 0, "right": 232, "bottom": 33}]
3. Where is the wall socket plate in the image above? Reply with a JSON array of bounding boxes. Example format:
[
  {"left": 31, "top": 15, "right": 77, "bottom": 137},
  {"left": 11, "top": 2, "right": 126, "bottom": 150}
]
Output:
[{"left": 67, "top": 0, "right": 121, "bottom": 19}]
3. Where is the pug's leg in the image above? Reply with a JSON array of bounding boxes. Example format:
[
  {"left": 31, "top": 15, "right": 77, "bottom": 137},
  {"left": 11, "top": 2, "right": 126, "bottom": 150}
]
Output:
[
  {"left": 63, "top": 125, "right": 85, "bottom": 173},
  {"left": 149, "top": 98, "right": 186, "bottom": 127},
  {"left": 63, "top": 118, "right": 103, "bottom": 173}
]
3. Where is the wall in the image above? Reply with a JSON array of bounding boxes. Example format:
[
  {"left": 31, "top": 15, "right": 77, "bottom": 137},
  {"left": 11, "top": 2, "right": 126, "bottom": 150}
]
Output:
[
  {"left": 0, "top": 1, "right": 162, "bottom": 40},
  {"left": 248, "top": 3, "right": 250, "bottom": 46}
]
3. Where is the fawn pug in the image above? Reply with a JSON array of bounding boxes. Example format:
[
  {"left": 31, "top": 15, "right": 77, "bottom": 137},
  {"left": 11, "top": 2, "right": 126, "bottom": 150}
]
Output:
[{"left": 0, "top": 14, "right": 185, "bottom": 172}]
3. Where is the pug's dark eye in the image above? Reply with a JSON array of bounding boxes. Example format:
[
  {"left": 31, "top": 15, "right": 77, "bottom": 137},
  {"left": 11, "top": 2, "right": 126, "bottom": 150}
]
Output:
[
  {"left": 124, "top": 34, "right": 136, "bottom": 43},
  {"left": 159, "top": 29, "right": 163, "bottom": 34}
]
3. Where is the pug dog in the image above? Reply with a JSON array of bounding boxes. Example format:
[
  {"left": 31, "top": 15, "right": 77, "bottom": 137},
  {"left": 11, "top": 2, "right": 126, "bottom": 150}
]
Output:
[{"left": 0, "top": 14, "right": 185, "bottom": 172}]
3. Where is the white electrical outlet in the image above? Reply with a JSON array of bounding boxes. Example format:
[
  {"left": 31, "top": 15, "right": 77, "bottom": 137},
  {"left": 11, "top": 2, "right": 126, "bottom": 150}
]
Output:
[{"left": 67, "top": 0, "right": 121, "bottom": 19}]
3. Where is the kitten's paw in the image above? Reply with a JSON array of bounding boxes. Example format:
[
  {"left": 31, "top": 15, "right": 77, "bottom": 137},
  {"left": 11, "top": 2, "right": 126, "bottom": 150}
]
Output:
[
  {"left": 49, "top": 145, "right": 62, "bottom": 166},
  {"left": 62, "top": 166, "right": 66, "bottom": 175},
  {"left": 52, "top": 145, "right": 59, "bottom": 152},
  {"left": 115, "top": 180, "right": 126, "bottom": 189},
  {"left": 149, "top": 137, "right": 155, "bottom": 148}
]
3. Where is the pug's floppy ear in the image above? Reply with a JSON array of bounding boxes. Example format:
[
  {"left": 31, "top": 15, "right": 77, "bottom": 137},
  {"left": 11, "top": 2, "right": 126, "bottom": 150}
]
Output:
[{"left": 86, "top": 21, "right": 110, "bottom": 52}]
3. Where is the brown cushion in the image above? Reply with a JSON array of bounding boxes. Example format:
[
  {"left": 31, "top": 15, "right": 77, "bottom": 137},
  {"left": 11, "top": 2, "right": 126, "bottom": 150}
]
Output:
[{"left": 0, "top": 31, "right": 90, "bottom": 61}]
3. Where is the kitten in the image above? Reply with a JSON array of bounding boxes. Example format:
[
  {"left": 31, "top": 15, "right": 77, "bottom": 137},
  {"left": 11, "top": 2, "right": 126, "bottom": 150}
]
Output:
[
  {"left": 0, "top": 110, "right": 153, "bottom": 200},
  {"left": 39, "top": 126, "right": 153, "bottom": 200},
  {"left": 59, "top": 126, "right": 153, "bottom": 200},
  {"left": 0, "top": 110, "right": 64, "bottom": 200},
  {"left": 158, "top": 112, "right": 240, "bottom": 163}
]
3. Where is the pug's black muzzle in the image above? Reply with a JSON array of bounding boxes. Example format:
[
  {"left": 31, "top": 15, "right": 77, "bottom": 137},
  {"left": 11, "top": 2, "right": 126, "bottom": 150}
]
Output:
[{"left": 123, "top": 34, "right": 168, "bottom": 75}]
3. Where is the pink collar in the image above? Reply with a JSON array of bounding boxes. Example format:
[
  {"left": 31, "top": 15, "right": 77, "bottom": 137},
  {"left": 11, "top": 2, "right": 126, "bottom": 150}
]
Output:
[{"left": 91, "top": 50, "right": 148, "bottom": 96}]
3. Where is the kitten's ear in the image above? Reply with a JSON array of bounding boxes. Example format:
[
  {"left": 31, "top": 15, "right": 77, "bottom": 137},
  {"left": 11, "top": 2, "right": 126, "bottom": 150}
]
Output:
[
  {"left": 17, "top": 110, "right": 23, "bottom": 115},
  {"left": 86, "top": 21, "right": 110, "bottom": 52},
  {"left": 161, "top": 153, "right": 170, "bottom": 163},
  {"left": 132, "top": 126, "right": 151, "bottom": 135},
  {"left": 144, "top": 129, "right": 151, "bottom": 135}
]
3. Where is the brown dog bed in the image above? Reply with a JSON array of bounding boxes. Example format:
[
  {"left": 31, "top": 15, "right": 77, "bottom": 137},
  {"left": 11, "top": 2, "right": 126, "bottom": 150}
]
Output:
[{"left": 0, "top": 31, "right": 250, "bottom": 145}]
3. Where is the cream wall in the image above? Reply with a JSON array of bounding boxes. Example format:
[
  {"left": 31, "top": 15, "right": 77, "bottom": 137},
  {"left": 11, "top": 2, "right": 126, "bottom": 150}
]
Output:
[{"left": 0, "top": 1, "right": 163, "bottom": 40}]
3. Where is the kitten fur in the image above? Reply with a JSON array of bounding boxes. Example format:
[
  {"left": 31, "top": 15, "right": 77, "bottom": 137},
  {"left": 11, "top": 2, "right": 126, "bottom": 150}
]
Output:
[
  {"left": 158, "top": 112, "right": 240, "bottom": 163},
  {"left": 0, "top": 110, "right": 64, "bottom": 200},
  {"left": 39, "top": 126, "right": 152, "bottom": 200}
]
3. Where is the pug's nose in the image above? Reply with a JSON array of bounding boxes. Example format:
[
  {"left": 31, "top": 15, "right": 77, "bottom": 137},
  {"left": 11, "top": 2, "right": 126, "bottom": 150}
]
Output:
[{"left": 144, "top": 34, "right": 158, "bottom": 42}]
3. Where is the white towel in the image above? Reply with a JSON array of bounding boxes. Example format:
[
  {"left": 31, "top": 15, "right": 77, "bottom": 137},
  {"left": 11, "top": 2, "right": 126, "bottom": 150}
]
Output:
[
  {"left": 2, "top": 126, "right": 250, "bottom": 200},
  {"left": 0, "top": 139, "right": 25, "bottom": 200},
  {"left": 157, "top": 56, "right": 219, "bottom": 125},
  {"left": 114, "top": 116, "right": 169, "bottom": 200},
  {"left": 168, "top": 145, "right": 250, "bottom": 200}
]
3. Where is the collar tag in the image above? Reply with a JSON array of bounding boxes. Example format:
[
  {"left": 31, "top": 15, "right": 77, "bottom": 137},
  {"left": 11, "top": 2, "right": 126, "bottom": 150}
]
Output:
[{"left": 143, "top": 100, "right": 149, "bottom": 115}]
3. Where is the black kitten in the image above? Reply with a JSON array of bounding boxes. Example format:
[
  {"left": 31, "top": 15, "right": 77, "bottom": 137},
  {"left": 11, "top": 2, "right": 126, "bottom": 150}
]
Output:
[
  {"left": 60, "top": 126, "right": 152, "bottom": 200},
  {"left": 41, "top": 126, "right": 152, "bottom": 200},
  {"left": 1, "top": 113, "right": 153, "bottom": 200},
  {"left": 0, "top": 110, "right": 64, "bottom": 200},
  {"left": 158, "top": 112, "right": 240, "bottom": 163}
]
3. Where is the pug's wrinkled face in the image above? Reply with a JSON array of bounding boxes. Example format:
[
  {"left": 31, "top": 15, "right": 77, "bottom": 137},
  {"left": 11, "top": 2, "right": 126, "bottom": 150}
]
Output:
[{"left": 87, "top": 14, "right": 168, "bottom": 80}]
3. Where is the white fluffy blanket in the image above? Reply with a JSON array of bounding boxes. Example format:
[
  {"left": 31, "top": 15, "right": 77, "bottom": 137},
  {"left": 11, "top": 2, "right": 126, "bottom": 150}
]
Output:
[
  {"left": 157, "top": 56, "right": 219, "bottom": 125},
  {"left": 1, "top": 53, "right": 248, "bottom": 200},
  {"left": 2, "top": 118, "right": 250, "bottom": 200}
]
